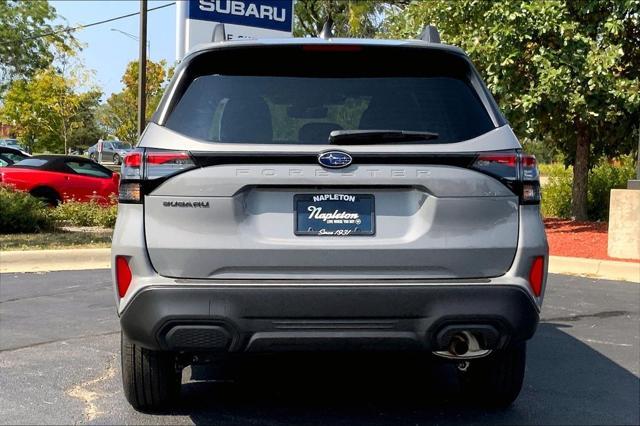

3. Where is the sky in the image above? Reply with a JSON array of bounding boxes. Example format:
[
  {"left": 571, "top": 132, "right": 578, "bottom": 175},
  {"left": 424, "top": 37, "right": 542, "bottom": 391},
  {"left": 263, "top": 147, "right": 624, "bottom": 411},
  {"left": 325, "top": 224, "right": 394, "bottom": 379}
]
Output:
[{"left": 51, "top": 0, "right": 177, "bottom": 98}]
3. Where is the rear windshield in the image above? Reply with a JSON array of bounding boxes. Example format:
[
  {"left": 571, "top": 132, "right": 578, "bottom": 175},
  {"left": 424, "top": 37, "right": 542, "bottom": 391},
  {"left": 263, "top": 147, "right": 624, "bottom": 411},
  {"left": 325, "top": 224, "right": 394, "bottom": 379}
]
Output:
[{"left": 164, "top": 46, "right": 496, "bottom": 145}]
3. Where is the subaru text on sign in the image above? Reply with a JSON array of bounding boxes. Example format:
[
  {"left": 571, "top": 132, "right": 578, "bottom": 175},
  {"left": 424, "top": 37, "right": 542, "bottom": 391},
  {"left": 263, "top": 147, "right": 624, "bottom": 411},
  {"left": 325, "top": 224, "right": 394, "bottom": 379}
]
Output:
[{"left": 176, "top": 0, "right": 293, "bottom": 59}]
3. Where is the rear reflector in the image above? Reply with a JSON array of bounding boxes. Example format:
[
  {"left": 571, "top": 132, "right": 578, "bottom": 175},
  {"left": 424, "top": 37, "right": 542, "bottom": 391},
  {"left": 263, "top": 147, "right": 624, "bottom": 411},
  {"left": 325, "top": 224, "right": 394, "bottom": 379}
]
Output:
[
  {"left": 115, "top": 256, "right": 132, "bottom": 298},
  {"left": 528, "top": 256, "right": 545, "bottom": 297}
]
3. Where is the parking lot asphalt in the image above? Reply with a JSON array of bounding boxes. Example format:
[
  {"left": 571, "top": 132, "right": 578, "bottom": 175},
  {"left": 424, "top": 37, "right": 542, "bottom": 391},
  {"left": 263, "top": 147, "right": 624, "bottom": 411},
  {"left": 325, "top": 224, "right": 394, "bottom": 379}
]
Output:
[{"left": 0, "top": 271, "right": 638, "bottom": 425}]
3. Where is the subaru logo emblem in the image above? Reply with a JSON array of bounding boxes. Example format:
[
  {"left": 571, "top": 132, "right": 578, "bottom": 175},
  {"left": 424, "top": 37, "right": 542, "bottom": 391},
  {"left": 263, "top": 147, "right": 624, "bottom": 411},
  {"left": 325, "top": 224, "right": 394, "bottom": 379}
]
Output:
[{"left": 318, "top": 151, "right": 352, "bottom": 169}]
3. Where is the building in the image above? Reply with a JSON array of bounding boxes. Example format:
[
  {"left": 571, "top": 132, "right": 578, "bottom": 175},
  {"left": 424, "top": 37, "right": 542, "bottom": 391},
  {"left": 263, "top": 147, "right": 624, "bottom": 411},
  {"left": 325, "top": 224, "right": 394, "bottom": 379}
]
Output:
[{"left": 0, "top": 122, "right": 15, "bottom": 138}]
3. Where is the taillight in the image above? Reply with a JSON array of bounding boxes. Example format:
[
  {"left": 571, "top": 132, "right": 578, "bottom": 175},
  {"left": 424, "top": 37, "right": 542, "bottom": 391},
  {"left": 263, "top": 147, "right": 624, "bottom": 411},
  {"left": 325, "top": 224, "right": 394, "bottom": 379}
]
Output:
[
  {"left": 471, "top": 152, "right": 541, "bottom": 204},
  {"left": 520, "top": 154, "right": 541, "bottom": 204},
  {"left": 121, "top": 150, "right": 143, "bottom": 184},
  {"left": 472, "top": 153, "right": 518, "bottom": 179},
  {"left": 119, "top": 149, "right": 196, "bottom": 203},
  {"left": 145, "top": 150, "right": 194, "bottom": 179},
  {"left": 115, "top": 255, "right": 132, "bottom": 298},
  {"left": 528, "top": 256, "right": 545, "bottom": 297}
]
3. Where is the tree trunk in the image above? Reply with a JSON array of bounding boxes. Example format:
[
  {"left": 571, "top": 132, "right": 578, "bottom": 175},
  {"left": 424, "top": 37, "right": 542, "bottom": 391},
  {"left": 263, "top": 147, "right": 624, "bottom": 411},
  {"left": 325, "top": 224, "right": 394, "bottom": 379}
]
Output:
[
  {"left": 571, "top": 125, "right": 590, "bottom": 220},
  {"left": 62, "top": 119, "right": 68, "bottom": 155}
]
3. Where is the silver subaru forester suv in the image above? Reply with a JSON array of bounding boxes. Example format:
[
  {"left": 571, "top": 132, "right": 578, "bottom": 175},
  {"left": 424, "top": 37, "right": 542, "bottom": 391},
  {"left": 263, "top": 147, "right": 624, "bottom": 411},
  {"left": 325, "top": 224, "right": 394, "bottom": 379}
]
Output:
[{"left": 112, "top": 33, "right": 548, "bottom": 411}]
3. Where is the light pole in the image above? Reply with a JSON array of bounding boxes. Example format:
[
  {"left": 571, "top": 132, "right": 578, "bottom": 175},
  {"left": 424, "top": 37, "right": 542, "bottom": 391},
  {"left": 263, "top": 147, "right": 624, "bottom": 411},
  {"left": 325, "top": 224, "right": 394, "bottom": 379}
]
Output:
[{"left": 110, "top": 28, "right": 151, "bottom": 59}]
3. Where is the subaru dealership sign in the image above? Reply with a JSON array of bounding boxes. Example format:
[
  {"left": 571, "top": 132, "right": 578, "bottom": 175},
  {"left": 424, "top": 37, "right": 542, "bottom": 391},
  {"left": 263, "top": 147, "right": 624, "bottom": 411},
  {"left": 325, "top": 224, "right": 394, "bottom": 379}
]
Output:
[{"left": 176, "top": 0, "right": 294, "bottom": 60}]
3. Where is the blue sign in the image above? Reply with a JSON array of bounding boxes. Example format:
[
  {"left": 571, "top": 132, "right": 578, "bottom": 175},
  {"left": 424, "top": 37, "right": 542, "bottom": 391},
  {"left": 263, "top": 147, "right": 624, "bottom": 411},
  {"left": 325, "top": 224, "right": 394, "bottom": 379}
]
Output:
[{"left": 188, "top": 0, "right": 293, "bottom": 32}]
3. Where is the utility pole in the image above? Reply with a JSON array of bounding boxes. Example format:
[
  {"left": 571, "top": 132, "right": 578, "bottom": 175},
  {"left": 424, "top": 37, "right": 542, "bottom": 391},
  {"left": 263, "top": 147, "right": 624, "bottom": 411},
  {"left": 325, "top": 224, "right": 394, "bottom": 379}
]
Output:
[{"left": 138, "top": 0, "right": 148, "bottom": 138}]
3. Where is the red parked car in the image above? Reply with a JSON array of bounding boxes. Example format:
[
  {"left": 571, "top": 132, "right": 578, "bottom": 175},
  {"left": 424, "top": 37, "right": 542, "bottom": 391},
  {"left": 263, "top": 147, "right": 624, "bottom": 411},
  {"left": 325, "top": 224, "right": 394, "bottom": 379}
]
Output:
[{"left": 0, "top": 155, "right": 119, "bottom": 205}]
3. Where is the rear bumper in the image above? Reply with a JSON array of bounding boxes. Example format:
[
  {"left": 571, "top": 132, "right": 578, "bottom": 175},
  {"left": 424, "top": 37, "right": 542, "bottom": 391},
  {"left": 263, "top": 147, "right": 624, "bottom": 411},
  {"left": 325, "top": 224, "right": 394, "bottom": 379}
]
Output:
[{"left": 120, "top": 284, "right": 539, "bottom": 353}]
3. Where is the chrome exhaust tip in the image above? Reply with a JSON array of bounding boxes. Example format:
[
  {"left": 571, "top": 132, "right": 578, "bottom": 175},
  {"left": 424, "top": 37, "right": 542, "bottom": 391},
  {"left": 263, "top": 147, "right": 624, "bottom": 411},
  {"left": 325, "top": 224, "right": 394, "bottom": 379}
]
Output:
[
  {"left": 433, "top": 331, "right": 492, "bottom": 360},
  {"left": 449, "top": 333, "right": 470, "bottom": 356}
]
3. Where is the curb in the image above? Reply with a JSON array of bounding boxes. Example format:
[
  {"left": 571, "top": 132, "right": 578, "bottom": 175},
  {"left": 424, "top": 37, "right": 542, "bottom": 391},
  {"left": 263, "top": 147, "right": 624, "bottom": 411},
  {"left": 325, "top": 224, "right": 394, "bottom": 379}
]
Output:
[
  {"left": 1, "top": 249, "right": 638, "bottom": 282},
  {"left": 548, "top": 255, "right": 639, "bottom": 283},
  {"left": 0, "top": 248, "right": 110, "bottom": 274}
]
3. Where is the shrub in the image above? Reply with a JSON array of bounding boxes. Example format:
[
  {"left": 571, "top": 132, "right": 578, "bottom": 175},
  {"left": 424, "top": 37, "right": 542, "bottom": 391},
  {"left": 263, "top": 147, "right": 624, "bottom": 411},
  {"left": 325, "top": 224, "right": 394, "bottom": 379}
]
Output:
[
  {"left": 541, "top": 155, "right": 636, "bottom": 220},
  {"left": 50, "top": 200, "right": 118, "bottom": 228},
  {"left": 522, "top": 139, "right": 564, "bottom": 164},
  {"left": 541, "top": 163, "right": 573, "bottom": 219},
  {"left": 588, "top": 156, "right": 636, "bottom": 221},
  {"left": 0, "top": 185, "right": 53, "bottom": 233}
]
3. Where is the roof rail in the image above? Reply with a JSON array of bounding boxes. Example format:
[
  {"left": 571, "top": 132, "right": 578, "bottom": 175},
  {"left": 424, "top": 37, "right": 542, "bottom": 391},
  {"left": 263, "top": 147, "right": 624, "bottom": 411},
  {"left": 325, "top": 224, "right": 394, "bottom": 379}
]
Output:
[
  {"left": 212, "top": 23, "right": 226, "bottom": 42},
  {"left": 319, "top": 18, "right": 334, "bottom": 39},
  {"left": 419, "top": 25, "right": 441, "bottom": 43}
]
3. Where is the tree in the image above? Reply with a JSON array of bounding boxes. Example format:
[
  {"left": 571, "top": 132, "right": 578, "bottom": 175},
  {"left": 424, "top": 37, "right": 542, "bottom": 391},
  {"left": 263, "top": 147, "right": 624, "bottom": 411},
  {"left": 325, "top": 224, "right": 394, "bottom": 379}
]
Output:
[
  {"left": 0, "top": 67, "right": 95, "bottom": 153},
  {"left": 0, "top": 0, "right": 76, "bottom": 91},
  {"left": 99, "top": 60, "right": 172, "bottom": 143},
  {"left": 67, "top": 90, "right": 106, "bottom": 150},
  {"left": 294, "top": 0, "right": 408, "bottom": 37},
  {"left": 387, "top": 0, "right": 640, "bottom": 220}
]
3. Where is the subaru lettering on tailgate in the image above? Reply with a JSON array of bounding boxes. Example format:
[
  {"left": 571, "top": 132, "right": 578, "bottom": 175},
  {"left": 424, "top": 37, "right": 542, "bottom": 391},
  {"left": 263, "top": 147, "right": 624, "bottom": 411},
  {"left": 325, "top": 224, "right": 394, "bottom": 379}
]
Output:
[{"left": 191, "top": 0, "right": 293, "bottom": 32}]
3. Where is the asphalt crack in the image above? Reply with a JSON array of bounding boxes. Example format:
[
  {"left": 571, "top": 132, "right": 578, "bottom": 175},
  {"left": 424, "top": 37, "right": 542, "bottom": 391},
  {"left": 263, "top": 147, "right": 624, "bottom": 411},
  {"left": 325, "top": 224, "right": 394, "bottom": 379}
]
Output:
[
  {"left": 0, "top": 331, "right": 120, "bottom": 353},
  {"left": 0, "top": 285, "right": 110, "bottom": 303},
  {"left": 66, "top": 353, "right": 118, "bottom": 422},
  {"left": 542, "top": 310, "right": 631, "bottom": 323}
]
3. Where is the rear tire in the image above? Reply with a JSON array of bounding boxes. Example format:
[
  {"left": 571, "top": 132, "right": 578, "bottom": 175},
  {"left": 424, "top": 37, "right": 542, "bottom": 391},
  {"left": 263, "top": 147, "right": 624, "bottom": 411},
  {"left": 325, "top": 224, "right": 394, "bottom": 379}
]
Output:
[
  {"left": 121, "top": 332, "right": 181, "bottom": 412},
  {"left": 459, "top": 340, "right": 526, "bottom": 408},
  {"left": 30, "top": 187, "right": 61, "bottom": 207}
]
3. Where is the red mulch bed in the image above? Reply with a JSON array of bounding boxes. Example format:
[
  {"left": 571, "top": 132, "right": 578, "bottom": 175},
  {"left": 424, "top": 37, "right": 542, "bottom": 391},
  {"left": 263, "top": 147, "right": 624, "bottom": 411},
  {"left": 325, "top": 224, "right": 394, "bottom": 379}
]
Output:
[{"left": 544, "top": 218, "right": 639, "bottom": 263}]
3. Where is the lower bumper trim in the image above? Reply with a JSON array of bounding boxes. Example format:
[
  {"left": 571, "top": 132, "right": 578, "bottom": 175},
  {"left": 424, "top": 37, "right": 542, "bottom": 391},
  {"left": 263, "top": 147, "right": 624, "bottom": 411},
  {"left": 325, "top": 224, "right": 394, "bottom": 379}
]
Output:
[{"left": 120, "top": 284, "right": 539, "bottom": 352}]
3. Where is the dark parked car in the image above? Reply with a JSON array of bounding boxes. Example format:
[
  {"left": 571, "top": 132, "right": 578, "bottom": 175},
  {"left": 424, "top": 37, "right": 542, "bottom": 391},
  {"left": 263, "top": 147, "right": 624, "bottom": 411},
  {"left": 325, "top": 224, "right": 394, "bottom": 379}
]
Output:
[
  {"left": 0, "top": 146, "right": 31, "bottom": 167},
  {"left": 88, "top": 140, "right": 133, "bottom": 165},
  {"left": 0, "top": 139, "right": 28, "bottom": 154}
]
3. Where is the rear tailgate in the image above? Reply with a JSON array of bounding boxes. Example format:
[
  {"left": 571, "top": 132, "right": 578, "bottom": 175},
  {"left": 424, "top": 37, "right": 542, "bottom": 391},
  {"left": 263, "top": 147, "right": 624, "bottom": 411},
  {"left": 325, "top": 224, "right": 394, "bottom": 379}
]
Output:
[
  {"left": 140, "top": 43, "right": 520, "bottom": 280},
  {"left": 143, "top": 147, "right": 519, "bottom": 280}
]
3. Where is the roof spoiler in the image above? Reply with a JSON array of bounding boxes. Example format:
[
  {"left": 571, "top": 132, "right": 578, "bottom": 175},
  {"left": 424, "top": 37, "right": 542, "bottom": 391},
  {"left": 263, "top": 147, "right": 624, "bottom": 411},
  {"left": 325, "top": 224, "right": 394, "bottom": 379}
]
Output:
[{"left": 419, "top": 25, "right": 441, "bottom": 43}]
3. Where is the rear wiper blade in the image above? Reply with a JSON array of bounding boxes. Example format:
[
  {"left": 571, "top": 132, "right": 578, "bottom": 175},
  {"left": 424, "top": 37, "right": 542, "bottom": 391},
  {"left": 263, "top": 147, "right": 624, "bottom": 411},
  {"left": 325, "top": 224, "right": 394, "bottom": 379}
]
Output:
[{"left": 329, "top": 129, "right": 439, "bottom": 145}]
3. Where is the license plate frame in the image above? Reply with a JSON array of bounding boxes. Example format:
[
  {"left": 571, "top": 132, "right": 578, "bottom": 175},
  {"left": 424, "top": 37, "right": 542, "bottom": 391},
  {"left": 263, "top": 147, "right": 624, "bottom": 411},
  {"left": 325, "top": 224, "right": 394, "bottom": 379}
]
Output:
[{"left": 294, "top": 193, "right": 375, "bottom": 236}]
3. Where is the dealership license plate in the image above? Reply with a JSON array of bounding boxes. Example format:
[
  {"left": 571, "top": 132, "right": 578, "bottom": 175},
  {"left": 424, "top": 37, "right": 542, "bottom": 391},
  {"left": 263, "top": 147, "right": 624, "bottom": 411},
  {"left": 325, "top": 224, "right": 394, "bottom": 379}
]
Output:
[{"left": 294, "top": 194, "right": 375, "bottom": 236}]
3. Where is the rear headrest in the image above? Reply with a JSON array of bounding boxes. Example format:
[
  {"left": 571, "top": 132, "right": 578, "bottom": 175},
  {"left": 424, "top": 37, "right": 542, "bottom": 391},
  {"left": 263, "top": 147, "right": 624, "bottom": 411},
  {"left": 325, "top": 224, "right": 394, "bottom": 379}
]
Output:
[
  {"left": 298, "top": 122, "right": 343, "bottom": 144},
  {"left": 220, "top": 97, "right": 273, "bottom": 143}
]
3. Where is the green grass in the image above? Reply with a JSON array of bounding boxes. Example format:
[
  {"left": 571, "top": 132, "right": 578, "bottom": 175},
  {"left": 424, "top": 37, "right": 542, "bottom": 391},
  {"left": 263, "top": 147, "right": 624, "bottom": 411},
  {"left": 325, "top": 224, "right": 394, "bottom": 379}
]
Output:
[{"left": 0, "top": 230, "right": 112, "bottom": 251}]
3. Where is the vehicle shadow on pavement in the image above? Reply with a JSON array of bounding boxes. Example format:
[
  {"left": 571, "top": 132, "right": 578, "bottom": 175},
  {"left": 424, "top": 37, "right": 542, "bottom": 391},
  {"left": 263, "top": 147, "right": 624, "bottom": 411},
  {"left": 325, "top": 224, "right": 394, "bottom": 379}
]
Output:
[{"left": 162, "top": 323, "right": 639, "bottom": 425}]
